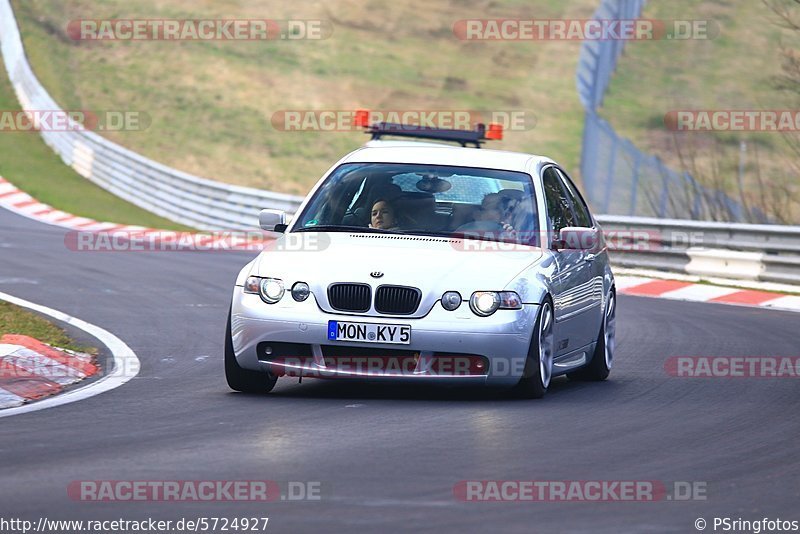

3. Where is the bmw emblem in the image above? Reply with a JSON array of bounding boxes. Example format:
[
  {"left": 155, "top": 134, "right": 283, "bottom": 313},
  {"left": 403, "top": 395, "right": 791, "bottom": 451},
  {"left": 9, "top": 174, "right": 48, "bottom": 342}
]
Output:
[{"left": 370, "top": 271, "right": 384, "bottom": 278}]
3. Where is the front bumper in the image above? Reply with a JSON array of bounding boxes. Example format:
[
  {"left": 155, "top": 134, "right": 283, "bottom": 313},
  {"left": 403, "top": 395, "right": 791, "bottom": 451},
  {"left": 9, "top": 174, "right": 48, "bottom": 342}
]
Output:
[{"left": 231, "top": 287, "right": 538, "bottom": 388}]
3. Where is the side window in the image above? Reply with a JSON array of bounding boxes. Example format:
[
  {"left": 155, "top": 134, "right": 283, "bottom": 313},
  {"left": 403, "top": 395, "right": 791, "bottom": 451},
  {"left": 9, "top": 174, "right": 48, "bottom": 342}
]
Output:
[
  {"left": 556, "top": 169, "right": 592, "bottom": 228},
  {"left": 542, "top": 167, "right": 573, "bottom": 234}
]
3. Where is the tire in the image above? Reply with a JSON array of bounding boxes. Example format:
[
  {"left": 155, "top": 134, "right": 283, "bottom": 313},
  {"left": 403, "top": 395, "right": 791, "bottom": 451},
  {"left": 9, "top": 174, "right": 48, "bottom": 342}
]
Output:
[
  {"left": 225, "top": 308, "right": 278, "bottom": 393},
  {"left": 568, "top": 289, "right": 615, "bottom": 382},
  {"left": 513, "top": 299, "right": 555, "bottom": 399}
]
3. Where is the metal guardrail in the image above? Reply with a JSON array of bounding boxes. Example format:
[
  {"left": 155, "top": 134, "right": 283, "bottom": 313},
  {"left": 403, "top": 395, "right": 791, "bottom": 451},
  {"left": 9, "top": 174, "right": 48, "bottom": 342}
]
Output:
[
  {"left": 0, "top": 0, "right": 303, "bottom": 230},
  {"left": 598, "top": 215, "right": 800, "bottom": 285}
]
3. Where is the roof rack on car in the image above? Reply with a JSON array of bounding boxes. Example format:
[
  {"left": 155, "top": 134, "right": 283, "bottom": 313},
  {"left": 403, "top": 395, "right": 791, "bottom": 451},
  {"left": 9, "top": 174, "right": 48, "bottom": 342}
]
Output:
[{"left": 354, "top": 109, "right": 502, "bottom": 148}]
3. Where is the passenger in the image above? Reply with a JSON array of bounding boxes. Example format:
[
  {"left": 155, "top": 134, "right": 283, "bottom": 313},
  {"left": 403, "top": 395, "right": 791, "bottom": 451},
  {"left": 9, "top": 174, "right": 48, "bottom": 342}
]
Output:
[
  {"left": 498, "top": 189, "right": 524, "bottom": 224},
  {"left": 369, "top": 198, "right": 400, "bottom": 230},
  {"left": 456, "top": 193, "right": 517, "bottom": 234},
  {"left": 509, "top": 194, "right": 539, "bottom": 246}
]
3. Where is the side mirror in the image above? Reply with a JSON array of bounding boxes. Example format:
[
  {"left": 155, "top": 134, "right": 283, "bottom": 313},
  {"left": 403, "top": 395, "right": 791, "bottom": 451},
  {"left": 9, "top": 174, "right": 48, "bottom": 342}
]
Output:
[
  {"left": 259, "top": 209, "right": 287, "bottom": 233},
  {"left": 554, "top": 227, "right": 598, "bottom": 250}
]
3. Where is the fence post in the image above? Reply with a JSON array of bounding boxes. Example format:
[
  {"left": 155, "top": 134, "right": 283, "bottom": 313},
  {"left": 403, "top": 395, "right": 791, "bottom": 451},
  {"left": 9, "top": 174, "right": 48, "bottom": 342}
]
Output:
[
  {"left": 657, "top": 158, "right": 669, "bottom": 218},
  {"left": 629, "top": 149, "right": 643, "bottom": 216},
  {"left": 603, "top": 134, "right": 619, "bottom": 214},
  {"left": 688, "top": 173, "right": 702, "bottom": 219}
]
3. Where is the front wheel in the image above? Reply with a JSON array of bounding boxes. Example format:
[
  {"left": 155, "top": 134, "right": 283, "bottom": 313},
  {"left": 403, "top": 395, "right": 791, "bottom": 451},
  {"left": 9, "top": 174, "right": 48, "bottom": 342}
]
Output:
[
  {"left": 513, "top": 300, "right": 555, "bottom": 399},
  {"left": 225, "top": 309, "right": 278, "bottom": 393}
]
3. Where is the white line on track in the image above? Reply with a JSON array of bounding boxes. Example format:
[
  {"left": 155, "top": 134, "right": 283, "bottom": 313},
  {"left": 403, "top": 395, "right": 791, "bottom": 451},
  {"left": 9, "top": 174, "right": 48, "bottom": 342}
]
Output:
[{"left": 0, "top": 290, "right": 140, "bottom": 419}]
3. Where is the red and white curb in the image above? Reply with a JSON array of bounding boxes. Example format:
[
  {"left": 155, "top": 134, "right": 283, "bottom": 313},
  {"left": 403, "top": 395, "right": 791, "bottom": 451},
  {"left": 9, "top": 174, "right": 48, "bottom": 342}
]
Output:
[
  {"left": 0, "top": 334, "right": 98, "bottom": 408},
  {"left": 0, "top": 176, "right": 266, "bottom": 250},
  {"left": 0, "top": 176, "right": 149, "bottom": 233},
  {"left": 0, "top": 291, "right": 140, "bottom": 418},
  {"left": 616, "top": 275, "right": 800, "bottom": 313}
]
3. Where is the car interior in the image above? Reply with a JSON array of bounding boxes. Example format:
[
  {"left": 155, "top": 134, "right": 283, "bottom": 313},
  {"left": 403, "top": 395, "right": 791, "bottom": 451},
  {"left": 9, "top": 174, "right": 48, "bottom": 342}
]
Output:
[{"left": 330, "top": 171, "right": 541, "bottom": 244}]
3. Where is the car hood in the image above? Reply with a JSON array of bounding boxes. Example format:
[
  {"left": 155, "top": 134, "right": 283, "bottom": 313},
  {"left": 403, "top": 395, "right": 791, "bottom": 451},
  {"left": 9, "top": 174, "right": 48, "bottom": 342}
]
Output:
[{"left": 252, "top": 232, "right": 543, "bottom": 314}]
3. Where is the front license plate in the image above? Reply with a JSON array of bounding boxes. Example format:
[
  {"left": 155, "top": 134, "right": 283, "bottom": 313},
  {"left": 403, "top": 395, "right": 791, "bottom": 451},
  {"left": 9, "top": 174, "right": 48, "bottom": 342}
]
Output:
[{"left": 328, "top": 321, "right": 411, "bottom": 345}]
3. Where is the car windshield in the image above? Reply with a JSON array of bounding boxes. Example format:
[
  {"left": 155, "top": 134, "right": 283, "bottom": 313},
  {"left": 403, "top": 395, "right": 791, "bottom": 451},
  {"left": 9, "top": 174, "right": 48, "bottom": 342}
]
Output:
[{"left": 293, "top": 163, "right": 540, "bottom": 245}]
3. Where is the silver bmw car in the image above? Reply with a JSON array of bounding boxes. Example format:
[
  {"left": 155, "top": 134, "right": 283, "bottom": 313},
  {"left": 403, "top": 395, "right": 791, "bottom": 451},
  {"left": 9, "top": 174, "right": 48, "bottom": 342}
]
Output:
[{"left": 226, "top": 128, "right": 616, "bottom": 398}]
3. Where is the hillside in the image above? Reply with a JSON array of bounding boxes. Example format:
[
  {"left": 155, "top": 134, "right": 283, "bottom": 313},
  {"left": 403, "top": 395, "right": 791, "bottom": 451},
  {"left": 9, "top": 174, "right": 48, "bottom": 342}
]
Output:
[
  {"left": 601, "top": 0, "right": 800, "bottom": 222},
  {"left": 11, "top": 0, "right": 596, "bottom": 195}
]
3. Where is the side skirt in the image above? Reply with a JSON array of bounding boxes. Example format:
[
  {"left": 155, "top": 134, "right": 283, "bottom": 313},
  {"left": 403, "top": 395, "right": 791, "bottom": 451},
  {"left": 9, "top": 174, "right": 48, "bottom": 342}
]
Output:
[{"left": 552, "top": 343, "right": 596, "bottom": 375}]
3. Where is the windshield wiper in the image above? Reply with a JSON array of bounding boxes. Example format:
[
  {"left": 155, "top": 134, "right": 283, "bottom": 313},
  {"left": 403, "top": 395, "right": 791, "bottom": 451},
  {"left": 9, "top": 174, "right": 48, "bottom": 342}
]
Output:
[{"left": 294, "top": 225, "right": 401, "bottom": 234}]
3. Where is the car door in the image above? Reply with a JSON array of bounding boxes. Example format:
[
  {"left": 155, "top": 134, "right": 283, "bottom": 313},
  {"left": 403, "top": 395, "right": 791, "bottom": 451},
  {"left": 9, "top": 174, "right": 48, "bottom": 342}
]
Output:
[
  {"left": 541, "top": 166, "right": 596, "bottom": 355},
  {"left": 556, "top": 168, "right": 605, "bottom": 341}
]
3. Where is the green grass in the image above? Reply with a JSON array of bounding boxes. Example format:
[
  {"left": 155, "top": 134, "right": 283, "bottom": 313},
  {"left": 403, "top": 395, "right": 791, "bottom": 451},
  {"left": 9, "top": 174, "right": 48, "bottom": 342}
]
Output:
[
  {"left": 601, "top": 0, "right": 800, "bottom": 221},
  {"left": 0, "top": 301, "right": 97, "bottom": 354},
  {"left": 9, "top": 0, "right": 599, "bottom": 196},
  {"left": 0, "top": 62, "right": 190, "bottom": 229}
]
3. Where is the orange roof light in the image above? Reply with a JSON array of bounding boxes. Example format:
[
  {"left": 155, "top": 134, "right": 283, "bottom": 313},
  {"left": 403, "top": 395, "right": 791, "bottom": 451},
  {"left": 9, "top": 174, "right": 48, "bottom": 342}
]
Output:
[
  {"left": 486, "top": 123, "right": 503, "bottom": 140},
  {"left": 354, "top": 109, "right": 370, "bottom": 128}
]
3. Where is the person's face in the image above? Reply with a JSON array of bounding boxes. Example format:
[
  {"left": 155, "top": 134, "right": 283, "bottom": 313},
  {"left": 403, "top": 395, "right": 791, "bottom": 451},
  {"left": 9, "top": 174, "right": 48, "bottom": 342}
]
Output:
[
  {"left": 478, "top": 195, "right": 509, "bottom": 222},
  {"left": 371, "top": 201, "right": 395, "bottom": 229},
  {"left": 479, "top": 195, "right": 517, "bottom": 223},
  {"left": 478, "top": 198, "right": 503, "bottom": 221},
  {"left": 502, "top": 198, "right": 518, "bottom": 223}
]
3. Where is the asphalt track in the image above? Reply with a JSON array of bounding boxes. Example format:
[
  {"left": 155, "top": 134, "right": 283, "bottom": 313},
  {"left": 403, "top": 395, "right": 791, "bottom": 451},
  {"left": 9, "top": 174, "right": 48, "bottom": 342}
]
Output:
[{"left": 1, "top": 206, "right": 798, "bottom": 534}]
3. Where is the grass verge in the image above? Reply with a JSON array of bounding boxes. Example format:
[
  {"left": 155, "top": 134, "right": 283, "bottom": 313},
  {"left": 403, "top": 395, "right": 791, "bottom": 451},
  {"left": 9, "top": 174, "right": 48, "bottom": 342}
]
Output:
[
  {"left": 0, "top": 300, "right": 97, "bottom": 354},
  {"left": 10, "top": 0, "right": 597, "bottom": 194}
]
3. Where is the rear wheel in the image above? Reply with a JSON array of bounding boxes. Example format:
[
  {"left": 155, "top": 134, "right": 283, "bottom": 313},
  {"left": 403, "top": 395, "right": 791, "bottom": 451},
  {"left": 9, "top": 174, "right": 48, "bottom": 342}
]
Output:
[
  {"left": 514, "top": 300, "right": 555, "bottom": 399},
  {"left": 568, "top": 289, "right": 615, "bottom": 381},
  {"left": 225, "top": 309, "right": 278, "bottom": 393}
]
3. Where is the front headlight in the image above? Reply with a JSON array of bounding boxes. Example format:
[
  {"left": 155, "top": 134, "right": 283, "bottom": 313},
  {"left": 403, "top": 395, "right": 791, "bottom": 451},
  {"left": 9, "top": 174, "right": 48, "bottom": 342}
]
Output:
[
  {"left": 260, "top": 278, "right": 285, "bottom": 303},
  {"left": 470, "top": 292, "right": 501, "bottom": 316},
  {"left": 244, "top": 276, "right": 284, "bottom": 304},
  {"left": 469, "top": 291, "right": 522, "bottom": 316}
]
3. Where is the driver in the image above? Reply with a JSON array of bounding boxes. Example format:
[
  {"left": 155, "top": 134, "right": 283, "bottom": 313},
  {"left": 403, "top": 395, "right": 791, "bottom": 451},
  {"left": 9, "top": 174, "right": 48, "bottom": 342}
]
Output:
[{"left": 369, "top": 198, "right": 400, "bottom": 230}]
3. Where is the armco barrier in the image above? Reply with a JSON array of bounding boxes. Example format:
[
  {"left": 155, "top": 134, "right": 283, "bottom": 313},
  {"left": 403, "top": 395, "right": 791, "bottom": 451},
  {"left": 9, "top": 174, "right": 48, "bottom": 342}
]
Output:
[
  {"left": 597, "top": 216, "right": 800, "bottom": 285},
  {"left": 0, "top": 0, "right": 303, "bottom": 230}
]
